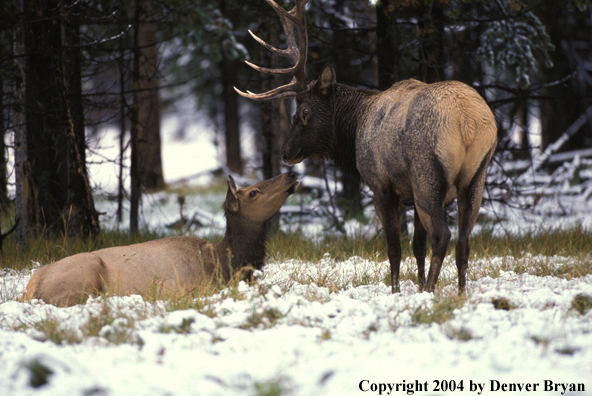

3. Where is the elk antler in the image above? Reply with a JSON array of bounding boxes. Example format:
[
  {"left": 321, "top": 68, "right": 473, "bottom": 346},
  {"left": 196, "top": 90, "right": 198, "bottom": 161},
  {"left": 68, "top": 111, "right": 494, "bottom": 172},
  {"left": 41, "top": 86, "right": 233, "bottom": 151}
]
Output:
[{"left": 234, "top": 0, "right": 310, "bottom": 101}]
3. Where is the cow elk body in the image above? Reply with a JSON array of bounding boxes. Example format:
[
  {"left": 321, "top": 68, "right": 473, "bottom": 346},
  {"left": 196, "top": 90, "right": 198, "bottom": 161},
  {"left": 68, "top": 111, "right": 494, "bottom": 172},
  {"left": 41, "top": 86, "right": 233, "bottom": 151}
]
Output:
[
  {"left": 20, "top": 173, "right": 299, "bottom": 306},
  {"left": 235, "top": 0, "right": 497, "bottom": 293}
]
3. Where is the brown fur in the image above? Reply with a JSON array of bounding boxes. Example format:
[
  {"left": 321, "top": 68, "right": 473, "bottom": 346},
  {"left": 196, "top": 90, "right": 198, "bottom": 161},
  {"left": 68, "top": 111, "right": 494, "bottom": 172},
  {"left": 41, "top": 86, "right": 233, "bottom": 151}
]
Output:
[
  {"left": 235, "top": 0, "right": 496, "bottom": 293},
  {"left": 281, "top": 67, "right": 497, "bottom": 294},
  {"left": 20, "top": 172, "right": 299, "bottom": 306}
]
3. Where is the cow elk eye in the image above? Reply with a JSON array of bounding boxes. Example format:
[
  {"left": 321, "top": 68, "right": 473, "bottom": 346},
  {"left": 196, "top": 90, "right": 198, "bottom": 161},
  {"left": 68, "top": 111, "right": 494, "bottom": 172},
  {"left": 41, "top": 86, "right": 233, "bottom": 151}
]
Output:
[
  {"left": 249, "top": 190, "right": 258, "bottom": 198},
  {"left": 302, "top": 107, "right": 310, "bottom": 117}
]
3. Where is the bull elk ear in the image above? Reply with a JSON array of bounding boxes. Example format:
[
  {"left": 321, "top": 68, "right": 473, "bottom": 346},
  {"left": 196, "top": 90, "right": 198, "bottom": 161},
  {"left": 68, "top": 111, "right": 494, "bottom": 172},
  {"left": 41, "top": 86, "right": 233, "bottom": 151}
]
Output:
[
  {"left": 225, "top": 175, "right": 240, "bottom": 213},
  {"left": 314, "top": 64, "right": 336, "bottom": 96}
]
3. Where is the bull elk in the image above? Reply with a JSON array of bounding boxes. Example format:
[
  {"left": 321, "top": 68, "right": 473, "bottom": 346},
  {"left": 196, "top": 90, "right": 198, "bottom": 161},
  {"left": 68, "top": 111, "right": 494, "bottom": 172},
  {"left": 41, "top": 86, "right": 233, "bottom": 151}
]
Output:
[
  {"left": 20, "top": 172, "right": 300, "bottom": 306},
  {"left": 235, "top": 0, "right": 497, "bottom": 293}
]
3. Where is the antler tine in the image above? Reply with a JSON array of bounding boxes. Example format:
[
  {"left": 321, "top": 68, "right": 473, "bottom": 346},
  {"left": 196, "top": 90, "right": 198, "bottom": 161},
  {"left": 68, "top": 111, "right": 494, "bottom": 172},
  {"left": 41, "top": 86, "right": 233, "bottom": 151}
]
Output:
[
  {"left": 234, "top": 79, "right": 300, "bottom": 101},
  {"left": 234, "top": 0, "right": 310, "bottom": 101},
  {"left": 244, "top": 60, "right": 300, "bottom": 76},
  {"left": 248, "top": 30, "right": 292, "bottom": 59}
]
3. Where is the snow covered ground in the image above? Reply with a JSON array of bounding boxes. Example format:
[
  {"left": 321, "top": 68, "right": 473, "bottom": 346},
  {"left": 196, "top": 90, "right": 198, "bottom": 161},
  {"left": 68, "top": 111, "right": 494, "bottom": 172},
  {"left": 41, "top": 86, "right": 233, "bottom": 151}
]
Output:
[
  {"left": 1, "top": 254, "right": 591, "bottom": 396},
  {"left": 1, "top": 114, "right": 592, "bottom": 395}
]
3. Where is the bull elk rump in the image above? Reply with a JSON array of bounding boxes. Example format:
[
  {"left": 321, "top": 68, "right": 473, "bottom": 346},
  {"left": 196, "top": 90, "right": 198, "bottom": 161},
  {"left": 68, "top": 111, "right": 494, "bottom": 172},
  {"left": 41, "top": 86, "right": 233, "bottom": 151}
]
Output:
[
  {"left": 20, "top": 173, "right": 299, "bottom": 306},
  {"left": 235, "top": 0, "right": 497, "bottom": 293}
]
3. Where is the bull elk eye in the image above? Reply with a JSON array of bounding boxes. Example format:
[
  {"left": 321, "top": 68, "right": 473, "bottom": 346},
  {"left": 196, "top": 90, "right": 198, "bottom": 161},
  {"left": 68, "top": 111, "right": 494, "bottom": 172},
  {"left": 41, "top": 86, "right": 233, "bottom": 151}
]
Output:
[
  {"left": 249, "top": 190, "right": 259, "bottom": 198},
  {"left": 301, "top": 107, "right": 311, "bottom": 122}
]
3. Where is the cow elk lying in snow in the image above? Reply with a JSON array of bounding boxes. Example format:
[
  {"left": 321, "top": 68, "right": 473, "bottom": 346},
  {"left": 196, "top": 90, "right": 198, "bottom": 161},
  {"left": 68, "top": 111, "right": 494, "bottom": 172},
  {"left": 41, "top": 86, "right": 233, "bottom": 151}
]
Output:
[
  {"left": 20, "top": 172, "right": 300, "bottom": 306},
  {"left": 235, "top": 0, "right": 497, "bottom": 293}
]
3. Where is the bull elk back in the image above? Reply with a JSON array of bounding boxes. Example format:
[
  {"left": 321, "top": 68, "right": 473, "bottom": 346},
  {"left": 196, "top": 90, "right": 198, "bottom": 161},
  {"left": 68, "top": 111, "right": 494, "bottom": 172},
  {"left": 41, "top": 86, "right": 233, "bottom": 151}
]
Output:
[
  {"left": 235, "top": 0, "right": 497, "bottom": 293},
  {"left": 20, "top": 172, "right": 300, "bottom": 306}
]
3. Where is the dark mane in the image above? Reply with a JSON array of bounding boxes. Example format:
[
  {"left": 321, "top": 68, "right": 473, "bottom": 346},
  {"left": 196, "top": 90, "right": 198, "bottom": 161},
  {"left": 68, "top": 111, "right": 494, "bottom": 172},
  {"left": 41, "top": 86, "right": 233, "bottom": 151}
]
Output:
[{"left": 330, "top": 84, "right": 377, "bottom": 177}]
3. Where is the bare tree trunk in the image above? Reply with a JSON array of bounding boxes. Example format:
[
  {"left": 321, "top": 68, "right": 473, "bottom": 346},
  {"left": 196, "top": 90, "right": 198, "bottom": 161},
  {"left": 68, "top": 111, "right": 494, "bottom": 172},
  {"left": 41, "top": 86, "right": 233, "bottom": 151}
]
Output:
[
  {"left": 13, "top": 0, "right": 30, "bottom": 249},
  {"left": 376, "top": 0, "right": 415, "bottom": 84},
  {"left": 129, "top": 0, "right": 142, "bottom": 234},
  {"left": 221, "top": 57, "right": 243, "bottom": 175},
  {"left": 376, "top": 0, "right": 396, "bottom": 90},
  {"left": 258, "top": 13, "right": 286, "bottom": 230},
  {"left": 61, "top": 1, "right": 100, "bottom": 238},
  {"left": 259, "top": 15, "right": 285, "bottom": 181},
  {"left": 23, "top": 0, "right": 71, "bottom": 236},
  {"left": 0, "top": 27, "right": 15, "bottom": 253},
  {"left": 135, "top": 0, "right": 164, "bottom": 191},
  {"left": 0, "top": 66, "right": 7, "bottom": 211},
  {"left": 117, "top": 39, "right": 127, "bottom": 224},
  {"left": 450, "top": 17, "right": 481, "bottom": 86},
  {"left": 419, "top": 3, "right": 446, "bottom": 84},
  {"left": 217, "top": 0, "right": 244, "bottom": 176},
  {"left": 11, "top": 0, "right": 100, "bottom": 242}
]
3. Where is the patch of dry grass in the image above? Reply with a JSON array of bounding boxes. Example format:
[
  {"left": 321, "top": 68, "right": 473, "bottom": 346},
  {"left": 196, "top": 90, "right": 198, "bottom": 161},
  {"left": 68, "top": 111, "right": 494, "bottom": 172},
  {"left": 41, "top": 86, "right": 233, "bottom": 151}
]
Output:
[
  {"left": 266, "top": 225, "right": 592, "bottom": 290},
  {"left": 2, "top": 216, "right": 590, "bottom": 348}
]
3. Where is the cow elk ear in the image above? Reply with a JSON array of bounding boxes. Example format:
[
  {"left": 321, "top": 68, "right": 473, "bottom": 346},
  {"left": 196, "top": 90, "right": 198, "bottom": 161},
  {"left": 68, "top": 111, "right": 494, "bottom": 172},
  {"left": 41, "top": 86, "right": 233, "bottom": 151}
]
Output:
[
  {"left": 225, "top": 175, "right": 240, "bottom": 213},
  {"left": 315, "top": 64, "right": 336, "bottom": 96}
]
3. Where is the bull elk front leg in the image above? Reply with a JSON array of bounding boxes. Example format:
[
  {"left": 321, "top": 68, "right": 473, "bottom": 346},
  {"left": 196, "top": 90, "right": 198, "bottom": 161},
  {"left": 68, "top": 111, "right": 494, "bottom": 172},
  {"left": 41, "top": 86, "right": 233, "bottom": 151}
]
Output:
[
  {"left": 373, "top": 187, "right": 402, "bottom": 293},
  {"left": 412, "top": 208, "right": 428, "bottom": 290}
]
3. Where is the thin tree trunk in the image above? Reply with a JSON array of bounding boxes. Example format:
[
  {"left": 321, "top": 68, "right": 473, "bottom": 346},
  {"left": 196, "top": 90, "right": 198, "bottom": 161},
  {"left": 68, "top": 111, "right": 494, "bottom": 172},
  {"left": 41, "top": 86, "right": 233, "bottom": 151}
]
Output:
[
  {"left": 450, "top": 17, "right": 480, "bottom": 86},
  {"left": 129, "top": 0, "right": 142, "bottom": 234},
  {"left": 62, "top": 1, "right": 100, "bottom": 238},
  {"left": 376, "top": 0, "right": 415, "bottom": 84},
  {"left": 259, "top": 14, "right": 284, "bottom": 181},
  {"left": 221, "top": 57, "right": 243, "bottom": 175},
  {"left": 376, "top": 0, "right": 396, "bottom": 91},
  {"left": 0, "top": 37, "right": 6, "bottom": 257},
  {"left": 117, "top": 39, "right": 127, "bottom": 224},
  {"left": 13, "top": 0, "right": 30, "bottom": 249},
  {"left": 419, "top": 3, "right": 446, "bottom": 84},
  {"left": 218, "top": 0, "right": 243, "bottom": 176},
  {"left": 0, "top": 67, "right": 7, "bottom": 210},
  {"left": 136, "top": 0, "right": 164, "bottom": 191},
  {"left": 24, "top": 0, "right": 70, "bottom": 235},
  {"left": 259, "top": 13, "right": 285, "bottom": 230}
]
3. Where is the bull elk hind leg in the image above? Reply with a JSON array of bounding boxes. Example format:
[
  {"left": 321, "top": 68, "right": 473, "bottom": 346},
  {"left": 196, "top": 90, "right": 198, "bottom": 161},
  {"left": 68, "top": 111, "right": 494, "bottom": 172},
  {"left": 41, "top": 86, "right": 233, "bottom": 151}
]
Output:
[
  {"left": 455, "top": 148, "right": 495, "bottom": 293},
  {"left": 372, "top": 186, "right": 402, "bottom": 292},
  {"left": 418, "top": 205, "right": 451, "bottom": 293},
  {"left": 412, "top": 208, "right": 428, "bottom": 290},
  {"left": 409, "top": 159, "right": 452, "bottom": 293}
]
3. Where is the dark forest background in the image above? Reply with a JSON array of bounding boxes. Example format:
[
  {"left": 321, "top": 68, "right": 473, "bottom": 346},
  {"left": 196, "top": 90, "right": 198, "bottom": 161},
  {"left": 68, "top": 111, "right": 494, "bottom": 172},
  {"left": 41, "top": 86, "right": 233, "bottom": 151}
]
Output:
[{"left": 0, "top": 0, "right": 591, "bottom": 248}]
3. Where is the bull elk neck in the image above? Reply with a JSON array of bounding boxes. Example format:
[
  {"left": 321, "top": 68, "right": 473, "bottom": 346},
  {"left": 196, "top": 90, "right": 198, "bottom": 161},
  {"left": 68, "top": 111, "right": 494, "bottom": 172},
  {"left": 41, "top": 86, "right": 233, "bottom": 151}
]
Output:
[
  {"left": 236, "top": 0, "right": 498, "bottom": 294},
  {"left": 20, "top": 172, "right": 300, "bottom": 307}
]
